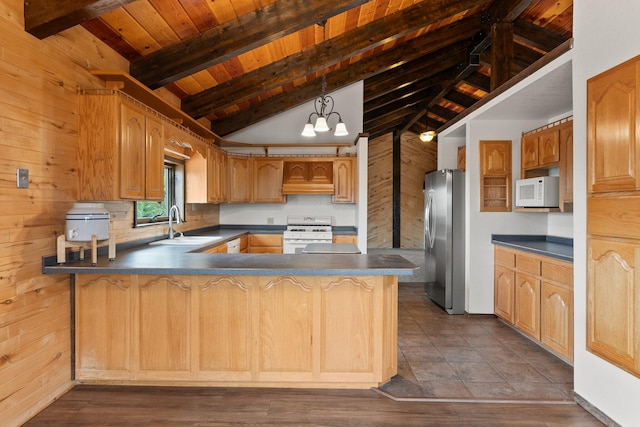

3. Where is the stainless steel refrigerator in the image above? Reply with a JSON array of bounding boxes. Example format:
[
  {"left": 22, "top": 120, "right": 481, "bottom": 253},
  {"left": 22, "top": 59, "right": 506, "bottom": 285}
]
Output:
[{"left": 424, "top": 169, "right": 465, "bottom": 314}]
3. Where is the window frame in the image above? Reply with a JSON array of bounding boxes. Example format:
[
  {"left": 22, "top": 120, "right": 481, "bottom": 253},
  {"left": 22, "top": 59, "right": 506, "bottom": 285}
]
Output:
[{"left": 134, "top": 158, "right": 185, "bottom": 227}]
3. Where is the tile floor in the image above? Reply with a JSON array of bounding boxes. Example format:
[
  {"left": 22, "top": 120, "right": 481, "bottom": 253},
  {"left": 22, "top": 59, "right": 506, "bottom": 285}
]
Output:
[{"left": 379, "top": 283, "right": 574, "bottom": 402}]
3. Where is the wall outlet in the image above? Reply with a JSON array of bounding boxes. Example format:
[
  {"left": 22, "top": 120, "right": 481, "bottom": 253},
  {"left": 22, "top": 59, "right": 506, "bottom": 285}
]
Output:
[
  {"left": 267, "top": 217, "right": 274, "bottom": 224},
  {"left": 16, "top": 168, "right": 28, "bottom": 188}
]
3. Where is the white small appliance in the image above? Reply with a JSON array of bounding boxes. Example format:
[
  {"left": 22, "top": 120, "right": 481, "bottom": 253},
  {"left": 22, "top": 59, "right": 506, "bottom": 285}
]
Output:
[
  {"left": 515, "top": 176, "right": 560, "bottom": 208},
  {"left": 65, "top": 202, "right": 110, "bottom": 241}
]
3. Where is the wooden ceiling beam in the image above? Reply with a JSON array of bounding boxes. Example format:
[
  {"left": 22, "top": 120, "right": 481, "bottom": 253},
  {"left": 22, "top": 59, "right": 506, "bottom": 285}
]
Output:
[
  {"left": 364, "top": 45, "right": 470, "bottom": 102},
  {"left": 183, "top": 4, "right": 487, "bottom": 118},
  {"left": 490, "top": 22, "right": 514, "bottom": 90},
  {"left": 131, "top": 0, "right": 370, "bottom": 89},
  {"left": 513, "top": 18, "right": 570, "bottom": 52},
  {"left": 363, "top": 76, "right": 446, "bottom": 114},
  {"left": 444, "top": 89, "right": 480, "bottom": 108},
  {"left": 24, "top": 0, "right": 135, "bottom": 39},
  {"left": 208, "top": 19, "right": 481, "bottom": 136},
  {"left": 364, "top": 87, "right": 441, "bottom": 123},
  {"left": 462, "top": 71, "right": 491, "bottom": 92}
]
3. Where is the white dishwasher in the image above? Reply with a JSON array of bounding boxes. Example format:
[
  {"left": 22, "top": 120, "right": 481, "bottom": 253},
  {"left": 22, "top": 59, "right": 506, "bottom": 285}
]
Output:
[{"left": 226, "top": 238, "right": 241, "bottom": 253}]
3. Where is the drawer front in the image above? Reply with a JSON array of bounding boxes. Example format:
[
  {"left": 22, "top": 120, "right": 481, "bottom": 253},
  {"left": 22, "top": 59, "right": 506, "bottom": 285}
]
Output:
[
  {"left": 495, "top": 247, "right": 515, "bottom": 267},
  {"left": 516, "top": 253, "right": 541, "bottom": 275},
  {"left": 541, "top": 260, "right": 573, "bottom": 287},
  {"left": 249, "top": 234, "right": 282, "bottom": 247}
]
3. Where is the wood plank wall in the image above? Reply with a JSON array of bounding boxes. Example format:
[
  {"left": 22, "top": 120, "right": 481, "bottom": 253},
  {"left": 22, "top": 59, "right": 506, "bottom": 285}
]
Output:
[
  {"left": 367, "top": 132, "right": 437, "bottom": 249},
  {"left": 0, "top": 1, "right": 219, "bottom": 425}
]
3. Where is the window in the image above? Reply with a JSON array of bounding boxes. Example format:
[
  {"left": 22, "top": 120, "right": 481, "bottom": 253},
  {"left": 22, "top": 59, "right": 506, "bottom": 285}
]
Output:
[{"left": 134, "top": 158, "right": 185, "bottom": 226}]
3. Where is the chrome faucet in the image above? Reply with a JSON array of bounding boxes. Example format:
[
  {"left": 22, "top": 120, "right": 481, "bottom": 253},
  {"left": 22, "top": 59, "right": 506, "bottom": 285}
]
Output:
[{"left": 168, "top": 204, "right": 182, "bottom": 239}]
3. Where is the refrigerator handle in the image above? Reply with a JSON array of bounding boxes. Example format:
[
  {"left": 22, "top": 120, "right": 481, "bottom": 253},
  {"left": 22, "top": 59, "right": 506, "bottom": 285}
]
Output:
[{"left": 425, "top": 191, "right": 436, "bottom": 249}]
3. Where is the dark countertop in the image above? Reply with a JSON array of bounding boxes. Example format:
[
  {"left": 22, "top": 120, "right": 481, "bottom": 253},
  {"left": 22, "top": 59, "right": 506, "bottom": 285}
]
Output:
[
  {"left": 43, "top": 229, "right": 415, "bottom": 276},
  {"left": 302, "top": 243, "right": 361, "bottom": 254},
  {"left": 491, "top": 234, "right": 573, "bottom": 262}
]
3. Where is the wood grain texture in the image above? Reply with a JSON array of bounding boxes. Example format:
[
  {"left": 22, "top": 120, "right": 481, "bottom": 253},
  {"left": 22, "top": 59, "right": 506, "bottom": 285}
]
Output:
[
  {"left": 0, "top": 5, "right": 222, "bottom": 424},
  {"left": 367, "top": 134, "right": 393, "bottom": 248},
  {"left": 401, "top": 132, "right": 437, "bottom": 249}
]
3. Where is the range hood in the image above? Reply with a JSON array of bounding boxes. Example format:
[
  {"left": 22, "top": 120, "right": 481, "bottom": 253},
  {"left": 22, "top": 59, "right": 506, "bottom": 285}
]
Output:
[{"left": 282, "top": 160, "right": 334, "bottom": 194}]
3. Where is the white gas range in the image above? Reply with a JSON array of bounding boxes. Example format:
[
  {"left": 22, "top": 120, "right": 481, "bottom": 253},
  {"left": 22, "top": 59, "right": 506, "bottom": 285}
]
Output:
[{"left": 282, "top": 215, "right": 333, "bottom": 254}]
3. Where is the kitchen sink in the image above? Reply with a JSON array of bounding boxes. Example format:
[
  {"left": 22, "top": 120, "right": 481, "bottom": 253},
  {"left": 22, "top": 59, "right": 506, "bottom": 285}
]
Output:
[{"left": 149, "top": 235, "right": 224, "bottom": 246}]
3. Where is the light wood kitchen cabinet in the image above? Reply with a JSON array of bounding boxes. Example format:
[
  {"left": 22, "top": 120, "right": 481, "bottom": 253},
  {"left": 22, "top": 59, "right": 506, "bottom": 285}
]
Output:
[
  {"left": 587, "top": 55, "right": 640, "bottom": 378},
  {"left": 479, "top": 140, "right": 512, "bottom": 212},
  {"left": 228, "top": 156, "right": 251, "bottom": 203},
  {"left": 559, "top": 122, "right": 573, "bottom": 211},
  {"left": 78, "top": 93, "right": 164, "bottom": 201},
  {"left": 202, "top": 242, "right": 228, "bottom": 253},
  {"left": 519, "top": 117, "right": 573, "bottom": 212},
  {"left": 282, "top": 159, "right": 334, "bottom": 194},
  {"left": 75, "top": 274, "right": 131, "bottom": 380},
  {"left": 253, "top": 158, "right": 285, "bottom": 203},
  {"left": 515, "top": 271, "right": 541, "bottom": 340},
  {"left": 186, "top": 145, "right": 228, "bottom": 204},
  {"left": 74, "top": 273, "right": 397, "bottom": 388},
  {"left": 333, "top": 235, "right": 357, "bottom": 244},
  {"left": 333, "top": 158, "right": 356, "bottom": 203},
  {"left": 494, "top": 246, "right": 574, "bottom": 362},
  {"left": 249, "top": 234, "right": 282, "bottom": 253},
  {"left": 494, "top": 247, "right": 516, "bottom": 323},
  {"left": 239, "top": 234, "right": 249, "bottom": 253}
]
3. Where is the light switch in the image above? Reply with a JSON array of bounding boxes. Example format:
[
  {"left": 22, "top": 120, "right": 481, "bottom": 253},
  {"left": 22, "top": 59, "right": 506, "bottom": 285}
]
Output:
[{"left": 17, "top": 168, "right": 28, "bottom": 189}]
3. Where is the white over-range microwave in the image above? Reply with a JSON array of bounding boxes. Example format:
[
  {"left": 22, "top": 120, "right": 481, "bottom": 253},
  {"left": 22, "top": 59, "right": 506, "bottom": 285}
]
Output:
[{"left": 515, "top": 176, "right": 559, "bottom": 207}]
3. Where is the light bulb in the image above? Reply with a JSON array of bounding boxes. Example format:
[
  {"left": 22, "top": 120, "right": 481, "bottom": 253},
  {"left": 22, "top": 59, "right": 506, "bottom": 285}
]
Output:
[{"left": 314, "top": 116, "right": 329, "bottom": 132}]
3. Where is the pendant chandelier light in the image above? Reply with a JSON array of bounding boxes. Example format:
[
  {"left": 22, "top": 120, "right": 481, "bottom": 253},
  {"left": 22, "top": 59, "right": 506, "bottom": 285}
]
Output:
[
  {"left": 301, "top": 21, "right": 348, "bottom": 137},
  {"left": 419, "top": 109, "right": 436, "bottom": 142}
]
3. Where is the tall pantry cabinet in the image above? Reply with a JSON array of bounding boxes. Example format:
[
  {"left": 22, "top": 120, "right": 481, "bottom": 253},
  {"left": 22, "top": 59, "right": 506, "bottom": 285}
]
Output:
[{"left": 587, "top": 54, "right": 640, "bottom": 378}]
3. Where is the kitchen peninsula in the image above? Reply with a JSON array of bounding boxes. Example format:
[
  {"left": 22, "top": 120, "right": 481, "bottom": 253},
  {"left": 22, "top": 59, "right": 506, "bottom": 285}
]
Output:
[{"left": 43, "top": 238, "right": 415, "bottom": 389}]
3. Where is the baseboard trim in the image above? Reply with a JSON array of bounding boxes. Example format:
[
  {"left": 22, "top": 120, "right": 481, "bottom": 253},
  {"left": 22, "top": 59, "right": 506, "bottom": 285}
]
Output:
[{"left": 574, "top": 392, "right": 621, "bottom": 427}]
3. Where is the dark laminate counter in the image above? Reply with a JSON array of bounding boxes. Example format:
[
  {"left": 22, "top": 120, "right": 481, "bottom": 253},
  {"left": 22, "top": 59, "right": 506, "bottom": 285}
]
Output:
[
  {"left": 491, "top": 234, "right": 573, "bottom": 262},
  {"left": 43, "top": 229, "right": 415, "bottom": 276}
]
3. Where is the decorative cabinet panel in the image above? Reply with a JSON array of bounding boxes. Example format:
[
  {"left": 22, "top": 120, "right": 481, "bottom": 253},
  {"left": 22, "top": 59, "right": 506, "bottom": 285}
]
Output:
[
  {"left": 75, "top": 275, "right": 131, "bottom": 380},
  {"left": 494, "top": 263, "right": 515, "bottom": 324},
  {"left": 248, "top": 234, "right": 282, "bottom": 253},
  {"left": 79, "top": 93, "right": 164, "bottom": 201},
  {"left": 494, "top": 246, "right": 574, "bottom": 361},
  {"left": 587, "top": 238, "right": 640, "bottom": 376},
  {"left": 74, "top": 273, "right": 397, "bottom": 388},
  {"left": 479, "top": 140, "right": 512, "bottom": 212},
  {"left": 333, "top": 158, "right": 356, "bottom": 203},
  {"left": 228, "top": 156, "right": 251, "bottom": 203},
  {"left": 519, "top": 117, "right": 573, "bottom": 212},
  {"left": 186, "top": 145, "right": 228, "bottom": 204},
  {"left": 587, "top": 55, "right": 640, "bottom": 378},
  {"left": 282, "top": 160, "right": 334, "bottom": 194},
  {"left": 253, "top": 158, "right": 285, "bottom": 203},
  {"left": 515, "top": 272, "right": 541, "bottom": 340},
  {"left": 588, "top": 57, "right": 640, "bottom": 193}
]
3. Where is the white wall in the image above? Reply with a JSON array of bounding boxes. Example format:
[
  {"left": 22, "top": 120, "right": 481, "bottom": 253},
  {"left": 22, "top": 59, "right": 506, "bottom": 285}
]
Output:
[
  {"left": 219, "top": 82, "right": 364, "bottom": 231},
  {"left": 573, "top": 2, "right": 640, "bottom": 425}
]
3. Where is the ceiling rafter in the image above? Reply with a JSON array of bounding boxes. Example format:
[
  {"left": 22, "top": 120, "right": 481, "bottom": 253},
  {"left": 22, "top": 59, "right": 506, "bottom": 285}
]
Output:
[
  {"left": 25, "top": 0, "right": 136, "bottom": 39},
  {"left": 182, "top": 1, "right": 490, "bottom": 119},
  {"left": 130, "top": 0, "right": 371, "bottom": 88}
]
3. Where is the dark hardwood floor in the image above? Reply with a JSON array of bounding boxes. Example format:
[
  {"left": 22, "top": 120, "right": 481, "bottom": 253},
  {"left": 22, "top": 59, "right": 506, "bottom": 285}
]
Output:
[{"left": 25, "top": 284, "right": 603, "bottom": 426}]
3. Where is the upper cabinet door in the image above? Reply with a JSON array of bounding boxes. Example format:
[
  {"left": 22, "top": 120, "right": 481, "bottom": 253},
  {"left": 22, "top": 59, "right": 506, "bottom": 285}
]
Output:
[
  {"left": 538, "top": 128, "right": 560, "bottom": 167},
  {"left": 521, "top": 134, "right": 539, "bottom": 171},
  {"left": 145, "top": 114, "right": 165, "bottom": 201},
  {"left": 120, "top": 102, "right": 146, "bottom": 200},
  {"left": 588, "top": 57, "right": 640, "bottom": 193}
]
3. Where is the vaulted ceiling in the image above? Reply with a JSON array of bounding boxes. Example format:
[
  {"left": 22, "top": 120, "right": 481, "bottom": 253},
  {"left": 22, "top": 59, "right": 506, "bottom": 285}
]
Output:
[{"left": 25, "top": 0, "right": 573, "bottom": 141}]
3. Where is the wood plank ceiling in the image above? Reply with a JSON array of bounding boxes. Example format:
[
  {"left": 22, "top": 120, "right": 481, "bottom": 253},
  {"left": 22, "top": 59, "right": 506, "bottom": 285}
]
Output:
[{"left": 25, "top": 0, "right": 573, "bottom": 141}]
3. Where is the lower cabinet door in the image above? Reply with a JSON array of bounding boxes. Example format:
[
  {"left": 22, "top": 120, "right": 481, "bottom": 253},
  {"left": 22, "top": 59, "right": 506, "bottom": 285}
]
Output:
[
  {"left": 494, "top": 264, "right": 515, "bottom": 323},
  {"left": 515, "top": 273, "right": 541, "bottom": 340},
  {"left": 541, "top": 281, "right": 573, "bottom": 361}
]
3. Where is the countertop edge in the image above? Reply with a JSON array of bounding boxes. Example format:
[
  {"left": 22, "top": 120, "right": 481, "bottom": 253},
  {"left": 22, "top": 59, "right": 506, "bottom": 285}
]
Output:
[{"left": 491, "top": 234, "right": 573, "bottom": 262}]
